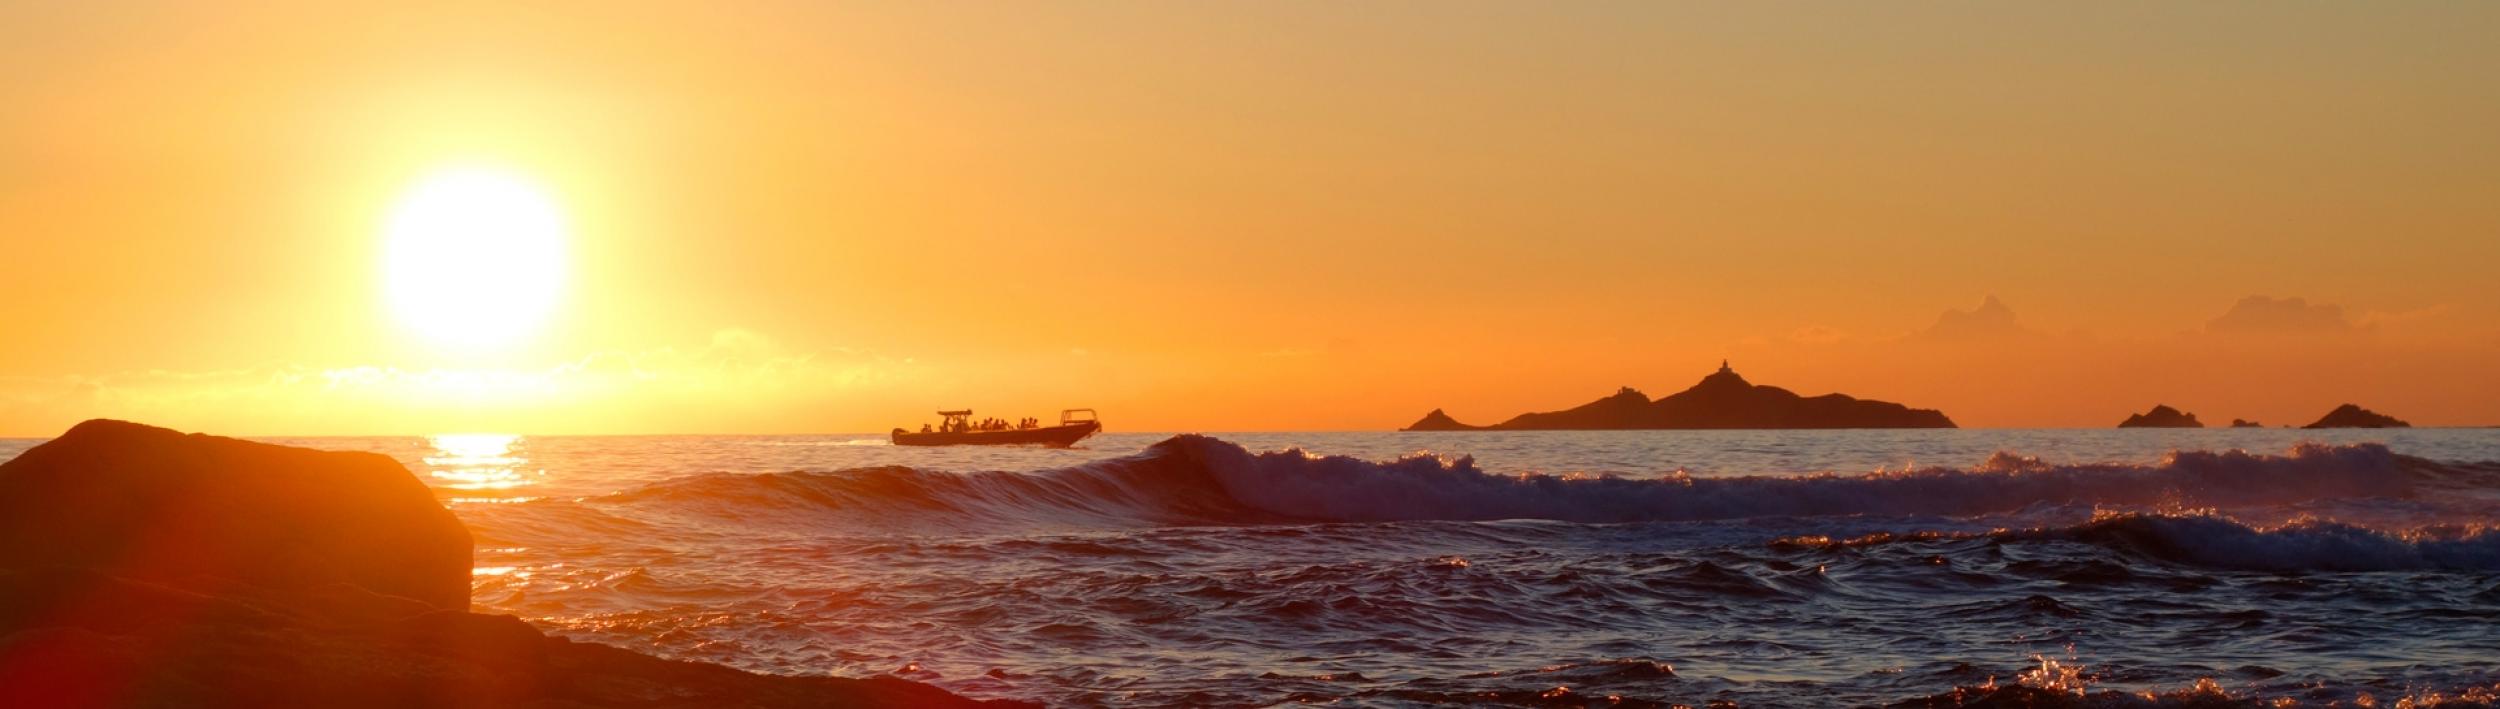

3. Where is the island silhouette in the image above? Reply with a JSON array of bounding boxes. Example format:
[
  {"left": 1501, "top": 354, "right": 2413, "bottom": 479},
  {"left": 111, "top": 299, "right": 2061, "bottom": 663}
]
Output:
[
  {"left": 2118, "top": 404, "right": 2204, "bottom": 428},
  {"left": 1404, "top": 361, "right": 1955, "bottom": 430},
  {"left": 2303, "top": 404, "right": 2411, "bottom": 429}
]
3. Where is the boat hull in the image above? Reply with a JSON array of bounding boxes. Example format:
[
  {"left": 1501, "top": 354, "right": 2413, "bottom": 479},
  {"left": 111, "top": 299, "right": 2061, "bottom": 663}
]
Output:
[{"left": 891, "top": 421, "right": 1101, "bottom": 448}]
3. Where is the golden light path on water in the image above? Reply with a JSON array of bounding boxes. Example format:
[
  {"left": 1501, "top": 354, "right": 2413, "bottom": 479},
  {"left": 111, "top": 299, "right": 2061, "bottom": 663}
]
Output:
[
  {"left": 422, "top": 433, "right": 551, "bottom": 581},
  {"left": 425, "top": 433, "right": 540, "bottom": 500}
]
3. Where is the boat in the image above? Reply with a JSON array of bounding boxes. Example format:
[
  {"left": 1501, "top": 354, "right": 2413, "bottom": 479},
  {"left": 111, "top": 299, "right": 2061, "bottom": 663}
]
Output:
[{"left": 891, "top": 409, "right": 1102, "bottom": 447}]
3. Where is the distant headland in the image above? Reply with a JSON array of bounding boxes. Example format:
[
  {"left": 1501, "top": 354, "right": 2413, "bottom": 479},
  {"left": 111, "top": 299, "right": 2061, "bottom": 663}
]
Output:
[{"left": 1403, "top": 362, "right": 1955, "bottom": 431}]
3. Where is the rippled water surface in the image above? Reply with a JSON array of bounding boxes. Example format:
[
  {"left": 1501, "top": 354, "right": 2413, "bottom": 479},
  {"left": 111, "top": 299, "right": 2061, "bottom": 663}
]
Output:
[{"left": 7, "top": 428, "right": 2499, "bottom": 707}]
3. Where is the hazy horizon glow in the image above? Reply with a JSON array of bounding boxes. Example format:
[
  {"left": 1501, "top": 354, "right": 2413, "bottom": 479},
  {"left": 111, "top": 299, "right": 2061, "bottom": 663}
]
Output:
[{"left": 3, "top": 2, "right": 2496, "bottom": 435}]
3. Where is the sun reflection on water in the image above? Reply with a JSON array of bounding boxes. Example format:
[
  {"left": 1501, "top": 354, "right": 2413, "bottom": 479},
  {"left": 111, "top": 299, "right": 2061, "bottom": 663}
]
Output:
[{"left": 424, "top": 433, "right": 539, "bottom": 494}]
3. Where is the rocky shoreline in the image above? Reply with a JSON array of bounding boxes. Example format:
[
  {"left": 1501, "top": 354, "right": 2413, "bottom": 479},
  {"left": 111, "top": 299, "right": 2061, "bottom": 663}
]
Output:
[{"left": 0, "top": 420, "right": 1026, "bottom": 708}]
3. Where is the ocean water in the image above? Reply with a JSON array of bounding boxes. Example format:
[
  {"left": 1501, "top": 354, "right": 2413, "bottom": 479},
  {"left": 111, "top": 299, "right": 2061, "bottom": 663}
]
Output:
[{"left": 7, "top": 428, "right": 2500, "bottom": 707}]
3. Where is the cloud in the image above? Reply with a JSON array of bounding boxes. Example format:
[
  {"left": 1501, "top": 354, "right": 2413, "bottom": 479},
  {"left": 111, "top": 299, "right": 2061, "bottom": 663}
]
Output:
[
  {"left": 2353, "top": 303, "right": 2449, "bottom": 331},
  {"left": 1787, "top": 325, "right": 1847, "bottom": 345},
  {"left": 2204, "top": 296, "right": 2356, "bottom": 335},
  {"left": 1908, "top": 296, "right": 2044, "bottom": 342},
  {"left": 0, "top": 330, "right": 918, "bottom": 435}
]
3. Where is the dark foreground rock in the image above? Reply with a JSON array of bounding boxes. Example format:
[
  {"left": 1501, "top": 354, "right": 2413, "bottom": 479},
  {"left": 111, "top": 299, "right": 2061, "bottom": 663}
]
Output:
[
  {"left": 2117, "top": 405, "right": 2203, "bottom": 428},
  {"left": 0, "top": 419, "right": 471, "bottom": 610},
  {"left": 2303, "top": 404, "right": 2411, "bottom": 429},
  {"left": 0, "top": 570, "right": 1012, "bottom": 708},
  {"left": 1404, "top": 362, "right": 1955, "bottom": 430},
  {"left": 0, "top": 420, "right": 1024, "bottom": 709}
]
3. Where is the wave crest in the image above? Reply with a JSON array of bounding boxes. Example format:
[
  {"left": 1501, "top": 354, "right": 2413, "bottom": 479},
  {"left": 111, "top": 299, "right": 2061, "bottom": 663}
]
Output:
[
  {"left": 585, "top": 436, "right": 2453, "bottom": 531},
  {"left": 2053, "top": 513, "right": 2500, "bottom": 572},
  {"left": 600, "top": 448, "right": 1265, "bottom": 532},
  {"left": 1780, "top": 512, "right": 2500, "bottom": 572}
]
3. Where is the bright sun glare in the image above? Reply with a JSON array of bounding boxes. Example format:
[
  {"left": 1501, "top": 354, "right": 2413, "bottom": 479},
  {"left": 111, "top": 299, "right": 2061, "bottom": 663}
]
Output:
[{"left": 383, "top": 167, "right": 567, "bottom": 349}]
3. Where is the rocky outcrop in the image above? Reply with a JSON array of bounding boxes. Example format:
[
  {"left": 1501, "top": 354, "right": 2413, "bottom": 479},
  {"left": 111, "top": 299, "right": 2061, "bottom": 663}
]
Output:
[
  {"left": 2229, "top": 419, "right": 2264, "bottom": 428},
  {"left": 0, "top": 419, "right": 470, "bottom": 610},
  {"left": 2303, "top": 404, "right": 2411, "bottom": 429},
  {"left": 1400, "top": 408, "right": 1484, "bottom": 431},
  {"left": 1401, "top": 363, "right": 1955, "bottom": 431},
  {"left": 2117, "top": 405, "right": 2203, "bottom": 428},
  {"left": 0, "top": 420, "right": 1022, "bottom": 709}
]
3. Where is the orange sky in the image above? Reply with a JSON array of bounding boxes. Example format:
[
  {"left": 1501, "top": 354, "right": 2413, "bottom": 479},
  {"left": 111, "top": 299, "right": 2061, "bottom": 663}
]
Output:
[{"left": 3, "top": 2, "right": 2496, "bottom": 435}]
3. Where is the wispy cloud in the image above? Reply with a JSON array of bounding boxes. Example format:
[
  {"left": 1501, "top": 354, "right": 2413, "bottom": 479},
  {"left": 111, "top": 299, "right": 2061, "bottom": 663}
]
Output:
[
  {"left": 1907, "top": 296, "right": 2045, "bottom": 343},
  {"left": 2204, "top": 296, "right": 2356, "bottom": 335},
  {"left": 1786, "top": 325, "right": 1847, "bottom": 345},
  {"left": 0, "top": 329, "right": 919, "bottom": 435}
]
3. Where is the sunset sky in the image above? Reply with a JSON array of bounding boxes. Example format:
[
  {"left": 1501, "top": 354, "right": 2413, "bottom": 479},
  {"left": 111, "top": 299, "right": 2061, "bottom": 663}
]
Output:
[{"left": 3, "top": 2, "right": 2496, "bottom": 435}]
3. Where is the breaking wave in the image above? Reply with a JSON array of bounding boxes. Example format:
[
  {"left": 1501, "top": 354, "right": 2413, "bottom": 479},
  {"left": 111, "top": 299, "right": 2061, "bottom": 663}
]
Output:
[
  {"left": 1783, "top": 512, "right": 2500, "bottom": 572},
  {"left": 591, "top": 435, "right": 2471, "bottom": 530},
  {"left": 2055, "top": 513, "right": 2500, "bottom": 572}
]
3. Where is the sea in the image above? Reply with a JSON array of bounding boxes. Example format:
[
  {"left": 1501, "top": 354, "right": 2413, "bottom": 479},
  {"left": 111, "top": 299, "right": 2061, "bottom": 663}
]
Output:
[{"left": 6, "top": 428, "right": 2499, "bottom": 707}]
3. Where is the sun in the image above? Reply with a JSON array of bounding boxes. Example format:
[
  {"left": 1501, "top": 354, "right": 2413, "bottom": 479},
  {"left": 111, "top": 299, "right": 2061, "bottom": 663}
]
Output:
[{"left": 382, "top": 167, "right": 568, "bottom": 349}]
